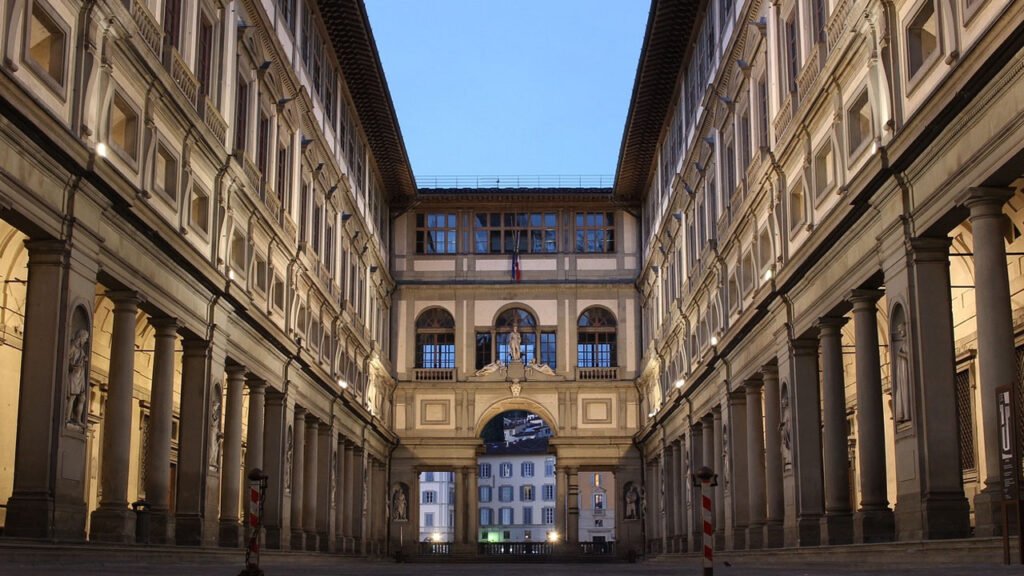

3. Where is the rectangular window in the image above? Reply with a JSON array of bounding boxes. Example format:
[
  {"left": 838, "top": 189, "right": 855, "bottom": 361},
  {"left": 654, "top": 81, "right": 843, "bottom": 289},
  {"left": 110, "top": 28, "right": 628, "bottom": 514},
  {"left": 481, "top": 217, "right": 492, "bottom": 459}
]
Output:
[
  {"left": 26, "top": 2, "right": 66, "bottom": 88},
  {"left": 299, "top": 181, "right": 309, "bottom": 244},
  {"left": 253, "top": 254, "right": 268, "bottom": 294},
  {"left": 521, "top": 462, "right": 534, "bottom": 478},
  {"left": 272, "top": 274, "right": 285, "bottom": 311},
  {"left": 480, "top": 507, "right": 493, "bottom": 526},
  {"left": 163, "top": 0, "right": 182, "bottom": 49},
  {"left": 416, "top": 213, "right": 457, "bottom": 254},
  {"left": 847, "top": 90, "right": 872, "bottom": 156},
  {"left": 415, "top": 332, "right": 454, "bottom": 369},
  {"left": 542, "top": 484, "right": 555, "bottom": 501},
  {"left": 540, "top": 332, "right": 557, "bottom": 369},
  {"left": 109, "top": 92, "right": 139, "bottom": 162},
  {"left": 521, "top": 485, "right": 535, "bottom": 502},
  {"left": 542, "top": 507, "right": 555, "bottom": 525},
  {"left": 479, "top": 485, "right": 492, "bottom": 503},
  {"left": 473, "top": 212, "right": 557, "bottom": 254},
  {"left": 475, "top": 332, "right": 493, "bottom": 370},
  {"left": 578, "top": 332, "right": 616, "bottom": 368},
  {"left": 785, "top": 13, "right": 800, "bottom": 93},
  {"left": 499, "top": 507, "right": 514, "bottom": 525},
  {"left": 739, "top": 112, "right": 752, "bottom": 173},
  {"left": 813, "top": 141, "right": 834, "bottom": 201},
  {"left": 522, "top": 507, "right": 533, "bottom": 525},
  {"left": 724, "top": 144, "right": 736, "bottom": 204},
  {"left": 757, "top": 78, "right": 769, "bottom": 149},
  {"left": 499, "top": 463, "right": 512, "bottom": 478},
  {"left": 276, "top": 141, "right": 292, "bottom": 209},
  {"left": 478, "top": 463, "right": 492, "bottom": 479},
  {"left": 544, "top": 458, "right": 555, "bottom": 477},
  {"left": 425, "top": 513, "right": 434, "bottom": 527},
  {"left": 190, "top": 185, "right": 210, "bottom": 235},
  {"left": 196, "top": 12, "right": 215, "bottom": 100},
  {"left": 256, "top": 112, "right": 271, "bottom": 193},
  {"left": 234, "top": 75, "right": 249, "bottom": 153},
  {"left": 499, "top": 485, "right": 513, "bottom": 502},
  {"left": 575, "top": 212, "right": 615, "bottom": 253},
  {"left": 422, "top": 491, "right": 437, "bottom": 504},
  {"left": 154, "top": 142, "right": 178, "bottom": 202}
]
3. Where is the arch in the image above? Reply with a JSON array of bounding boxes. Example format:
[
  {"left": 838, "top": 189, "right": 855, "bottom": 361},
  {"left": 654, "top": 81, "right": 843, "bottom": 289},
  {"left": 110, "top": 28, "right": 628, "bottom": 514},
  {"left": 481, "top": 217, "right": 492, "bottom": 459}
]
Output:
[
  {"left": 415, "top": 306, "right": 455, "bottom": 328},
  {"left": 493, "top": 305, "right": 537, "bottom": 328},
  {"left": 577, "top": 306, "right": 617, "bottom": 328},
  {"left": 473, "top": 397, "right": 559, "bottom": 439},
  {"left": 415, "top": 306, "right": 455, "bottom": 369},
  {"left": 578, "top": 306, "right": 618, "bottom": 368}
]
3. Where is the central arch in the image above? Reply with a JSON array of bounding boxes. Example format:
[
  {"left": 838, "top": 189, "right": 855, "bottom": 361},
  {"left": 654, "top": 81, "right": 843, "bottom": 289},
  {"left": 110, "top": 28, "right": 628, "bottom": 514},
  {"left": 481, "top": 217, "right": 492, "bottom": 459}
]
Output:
[{"left": 473, "top": 398, "right": 559, "bottom": 438}]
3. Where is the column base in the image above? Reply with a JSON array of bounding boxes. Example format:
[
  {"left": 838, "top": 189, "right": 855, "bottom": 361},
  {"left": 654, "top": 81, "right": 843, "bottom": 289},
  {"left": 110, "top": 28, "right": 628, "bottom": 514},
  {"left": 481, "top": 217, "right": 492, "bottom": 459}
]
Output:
[
  {"left": 745, "top": 522, "right": 765, "bottom": 549},
  {"left": 854, "top": 508, "right": 895, "bottom": 543},
  {"left": 147, "top": 510, "right": 175, "bottom": 545},
  {"left": 794, "top": 515, "right": 822, "bottom": 547},
  {"left": 974, "top": 488, "right": 1007, "bottom": 537},
  {"left": 763, "top": 521, "right": 785, "bottom": 548},
  {"left": 89, "top": 506, "right": 136, "bottom": 544},
  {"left": 820, "top": 512, "right": 853, "bottom": 545},
  {"left": 4, "top": 494, "right": 87, "bottom": 541},
  {"left": 304, "top": 530, "right": 319, "bottom": 551},
  {"left": 895, "top": 491, "right": 971, "bottom": 540},
  {"left": 291, "top": 529, "right": 306, "bottom": 551},
  {"left": 264, "top": 526, "right": 289, "bottom": 550},
  {"left": 218, "top": 520, "right": 243, "bottom": 547},
  {"left": 729, "top": 526, "right": 747, "bottom": 550},
  {"left": 317, "top": 531, "right": 330, "bottom": 552},
  {"left": 713, "top": 531, "right": 726, "bottom": 551},
  {"left": 174, "top": 513, "right": 205, "bottom": 545}
]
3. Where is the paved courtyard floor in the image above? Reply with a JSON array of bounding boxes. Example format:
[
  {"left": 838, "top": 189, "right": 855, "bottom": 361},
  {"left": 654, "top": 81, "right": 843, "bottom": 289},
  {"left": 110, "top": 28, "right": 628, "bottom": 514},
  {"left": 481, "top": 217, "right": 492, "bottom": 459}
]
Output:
[{"left": 1, "top": 554, "right": 1023, "bottom": 575}]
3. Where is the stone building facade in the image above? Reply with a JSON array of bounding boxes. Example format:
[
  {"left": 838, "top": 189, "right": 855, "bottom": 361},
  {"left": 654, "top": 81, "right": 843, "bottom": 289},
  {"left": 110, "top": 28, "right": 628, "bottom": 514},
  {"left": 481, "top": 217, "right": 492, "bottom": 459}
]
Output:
[{"left": 0, "top": 0, "right": 1020, "bottom": 562}]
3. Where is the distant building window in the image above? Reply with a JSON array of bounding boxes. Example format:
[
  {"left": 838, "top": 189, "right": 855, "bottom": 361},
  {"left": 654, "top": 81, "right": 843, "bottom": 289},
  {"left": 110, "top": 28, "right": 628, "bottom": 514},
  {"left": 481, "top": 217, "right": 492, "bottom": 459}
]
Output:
[
  {"left": 540, "top": 332, "right": 557, "bottom": 369},
  {"left": 478, "top": 463, "right": 492, "bottom": 479},
  {"left": 424, "top": 513, "right": 434, "bottom": 527},
  {"left": 499, "top": 485, "right": 513, "bottom": 502},
  {"left": 234, "top": 74, "right": 250, "bottom": 154},
  {"left": 847, "top": 90, "right": 873, "bottom": 157},
  {"left": 473, "top": 212, "right": 557, "bottom": 254},
  {"left": 542, "top": 507, "right": 555, "bottom": 525},
  {"left": 416, "top": 213, "right": 457, "bottom": 254},
  {"left": 521, "top": 485, "right": 535, "bottom": 502},
  {"left": 544, "top": 458, "right": 555, "bottom": 477},
  {"left": 594, "top": 492, "right": 605, "bottom": 510},
  {"left": 26, "top": 2, "right": 66, "bottom": 89},
  {"left": 480, "top": 507, "right": 493, "bottom": 526},
  {"left": 253, "top": 253, "right": 268, "bottom": 295},
  {"left": 475, "top": 331, "right": 493, "bottom": 370},
  {"left": 499, "top": 462, "right": 513, "bottom": 478},
  {"left": 415, "top": 308, "right": 455, "bottom": 369},
  {"left": 907, "top": 0, "right": 939, "bottom": 81},
  {"left": 542, "top": 484, "right": 555, "bottom": 501},
  {"left": 499, "top": 507, "right": 514, "bottom": 525},
  {"left": 577, "top": 307, "right": 617, "bottom": 368},
  {"left": 271, "top": 274, "right": 285, "bottom": 312},
  {"left": 109, "top": 92, "right": 139, "bottom": 162},
  {"left": 521, "top": 462, "right": 535, "bottom": 477},
  {"left": 422, "top": 491, "right": 437, "bottom": 504},
  {"left": 424, "top": 472, "right": 434, "bottom": 482},
  {"left": 479, "top": 485, "right": 492, "bottom": 503},
  {"left": 230, "top": 230, "right": 247, "bottom": 277},
  {"left": 575, "top": 212, "right": 615, "bottom": 253},
  {"left": 522, "top": 507, "right": 533, "bottom": 525}
]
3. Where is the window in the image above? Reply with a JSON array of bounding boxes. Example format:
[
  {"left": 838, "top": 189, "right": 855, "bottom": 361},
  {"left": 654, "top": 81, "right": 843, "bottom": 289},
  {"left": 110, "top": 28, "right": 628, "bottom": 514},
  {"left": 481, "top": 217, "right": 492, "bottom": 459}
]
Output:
[
  {"left": 739, "top": 111, "right": 752, "bottom": 173},
  {"left": 424, "top": 513, "right": 434, "bottom": 527},
  {"left": 575, "top": 212, "right": 615, "bottom": 253},
  {"left": 758, "top": 228, "right": 773, "bottom": 270},
  {"left": 196, "top": 10, "right": 217, "bottom": 101},
  {"left": 256, "top": 111, "right": 271, "bottom": 192},
  {"left": 789, "top": 183, "right": 806, "bottom": 231},
  {"left": 594, "top": 492, "right": 605, "bottom": 510},
  {"left": 190, "top": 185, "right": 210, "bottom": 235},
  {"left": 415, "top": 308, "right": 455, "bottom": 369},
  {"left": 542, "top": 484, "right": 555, "bottom": 501},
  {"left": 109, "top": 92, "right": 139, "bottom": 162},
  {"left": 153, "top": 143, "right": 179, "bottom": 202},
  {"left": 280, "top": 0, "right": 295, "bottom": 32},
  {"left": 577, "top": 307, "right": 617, "bottom": 368},
  {"left": 473, "top": 212, "right": 557, "bottom": 254},
  {"left": 724, "top": 143, "right": 736, "bottom": 204},
  {"left": 907, "top": 0, "right": 939, "bottom": 80},
  {"left": 493, "top": 308, "right": 538, "bottom": 364},
  {"left": 499, "top": 507, "right": 514, "bottom": 525},
  {"left": 26, "top": 2, "right": 66, "bottom": 88},
  {"left": 521, "top": 485, "right": 535, "bottom": 502},
  {"left": 812, "top": 0, "right": 827, "bottom": 44},
  {"left": 299, "top": 181, "right": 310, "bottom": 244},
  {"left": 253, "top": 253, "right": 268, "bottom": 294},
  {"left": 480, "top": 507, "right": 493, "bottom": 526},
  {"left": 544, "top": 458, "right": 555, "bottom": 477},
  {"left": 277, "top": 140, "right": 292, "bottom": 212},
  {"left": 230, "top": 230, "right": 246, "bottom": 276},
  {"left": 784, "top": 11, "right": 800, "bottom": 93},
  {"left": 478, "top": 463, "right": 492, "bottom": 479},
  {"left": 416, "top": 213, "right": 457, "bottom": 254},
  {"left": 271, "top": 274, "right": 285, "bottom": 312},
  {"left": 757, "top": 77, "right": 769, "bottom": 149},
  {"left": 422, "top": 491, "right": 437, "bottom": 504},
  {"left": 847, "top": 90, "right": 872, "bottom": 156},
  {"left": 539, "top": 331, "right": 557, "bottom": 369},
  {"left": 479, "top": 485, "right": 492, "bottom": 503},
  {"left": 475, "top": 332, "right": 493, "bottom": 370},
  {"left": 813, "top": 141, "right": 835, "bottom": 201},
  {"left": 234, "top": 75, "right": 250, "bottom": 153},
  {"left": 424, "top": 472, "right": 434, "bottom": 482},
  {"left": 521, "top": 462, "right": 534, "bottom": 477},
  {"left": 163, "top": 0, "right": 182, "bottom": 49},
  {"left": 542, "top": 507, "right": 555, "bottom": 525},
  {"left": 498, "top": 485, "right": 514, "bottom": 502},
  {"left": 499, "top": 463, "right": 513, "bottom": 478}
]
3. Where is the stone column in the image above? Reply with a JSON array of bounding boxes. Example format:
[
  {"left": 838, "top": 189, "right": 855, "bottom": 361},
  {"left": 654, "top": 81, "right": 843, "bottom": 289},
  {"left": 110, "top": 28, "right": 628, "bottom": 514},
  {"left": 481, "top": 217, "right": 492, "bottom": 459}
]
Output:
[
  {"left": 343, "top": 442, "right": 356, "bottom": 550},
  {"left": 467, "top": 465, "right": 479, "bottom": 544},
  {"left": 245, "top": 379, "right": 266, "bottom": 474},
  {"left": 90, "top": 291, "right": 142, "bottom": 543},
  {"left": 363, "top": 456, "right": 373, "bottom": 553},
  {"left": 145, "top": 317, "right": 179, "bottom": 544},
  {"left": 352, "top": 446, "right": 365, "bottom": 549},
  {"left": 711, "top": 411, "right": 725, "bottom": 550},
  {"left": 5, "top": 240, "right": 93, "bottom": 541},
  {"left": 745, "top": 379, "right": 767, "bottom": 549},
  {"left": 567, "top": 467, "right": 580, "bottom": 545},
  {"left": 454, "top": 467, "right": 467, "bottom": 544},
  {"left": 316, "top": 422, "right": 333, "bottom": 551},
  {"left": 556, "top": 466, "right": 568, "bottom": 538},
  {"left": 789, "top": 336, "right": 825, "bottom": 547},
  {"left": 962, "top": 188, "right": 1017, "bottom": 536},
  {"left": 262, "top": 389, "right": 289, "bottom": 549},
  {"left": 335, "top": 436, "right": 346, "bottom": 551},
  {"left": 762, "top": 365, "right": 785, "bottom": 547},
  {"left": 675, "top": 438, "right": 687, "bottom": 551},
  {"left": 850, "top": 290, "right": 895, "bottom": 543},
  {"left": 818, "top": 317, "right": 853, "bottom": 544},
  {"left": 663, "top": 443, "right": 676, "bottom": 550},
  {"left": 303, "top": 415, "right": 320, "bottom": 550},
  {"left": 218, "top": 365, "right": 246, "bottom": 547},
  {"left": 727, "top": 392, "right": 749, "bottom": 550},
  {"left": 290, "top": 407, "right": 307, "bottom": 550},
  {"left": 691, "top": 422, "right": 704, "bottom": 552}
]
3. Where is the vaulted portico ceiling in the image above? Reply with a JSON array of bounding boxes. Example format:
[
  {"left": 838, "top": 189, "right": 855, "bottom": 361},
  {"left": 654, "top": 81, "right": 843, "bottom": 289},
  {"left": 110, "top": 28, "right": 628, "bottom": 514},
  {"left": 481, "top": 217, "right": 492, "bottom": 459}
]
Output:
[
  {"left": 613, "top": 0, "right": 705, "bottom": 201},
  {"left": 316, "top": 0, "right": 418, "bottom": 203}
]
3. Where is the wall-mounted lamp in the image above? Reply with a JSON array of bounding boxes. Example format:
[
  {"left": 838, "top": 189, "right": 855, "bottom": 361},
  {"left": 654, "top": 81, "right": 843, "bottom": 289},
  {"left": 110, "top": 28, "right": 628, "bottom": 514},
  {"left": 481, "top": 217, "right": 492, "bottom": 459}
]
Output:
[
  {"left": 237, "top": 19, "right": 256, "bottom": 30},
  {"left": 710, "top": 335, "right": 719, "bottom": 346},
  {"left": 703, "top": 135, "right": 716, "bottom": 147},
  {"left": 95, "top": 142, "right": 108, "bottom": 158},
  {"left": 674, "top": 378, "right": 686, "bottom": 389},
  {"left": 683, "top": 182, "right": 694, "bottom": 196},
  {"left": 695, "top": 163, "right": 705, "bottom": 174},
  {"left": 648, "top": 410, "right": 658, "bottom": 418},
  {"left": 718, "top": 95, "right": 734, "bottom": 106},
  {"left": 752, "top": 16, "right": 768, "bottom": 36},
  {"left": 227, "top": 268, "right": 236, "bottom": 281},
  {"left": 337, "top": 378, "right": 349, "bottom": 390},
  {"left": 763, "top": 267, "right": 774, "bottom": 282}
]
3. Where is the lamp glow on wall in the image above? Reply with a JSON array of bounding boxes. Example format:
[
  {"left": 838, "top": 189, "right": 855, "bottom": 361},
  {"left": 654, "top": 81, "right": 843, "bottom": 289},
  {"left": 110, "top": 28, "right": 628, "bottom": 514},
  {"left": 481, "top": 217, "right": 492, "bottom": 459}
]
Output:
[
  {"left": 337, "top": 378, "right": 348, "bottom": 390},
  {"left": 95, "top": 142, "right": 108, "bottom": 158},
  {"left": 547, "top": 530, "right": 560, "bottom": 543},
  {"left": 674, "top": 378, "right": 685, "bottom": 389},
  {"left": 763, "top": 267, "right": 774, "bottom": 282},
  {"left": 710, "top": 334, "right": 719, "bottom": 346}
]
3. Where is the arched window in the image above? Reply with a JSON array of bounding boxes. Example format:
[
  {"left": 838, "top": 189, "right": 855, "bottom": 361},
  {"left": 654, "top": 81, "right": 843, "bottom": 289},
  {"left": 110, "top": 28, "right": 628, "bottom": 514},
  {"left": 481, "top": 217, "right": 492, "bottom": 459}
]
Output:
[
  {"left": 495, "top": 307, "right": 536, "bottom": 364},
  {"left": 577, "top": 307, "right": 617, "bottom": 368},
  {"left": 415, "top": 308, "right": 455, "bottom": 369}
]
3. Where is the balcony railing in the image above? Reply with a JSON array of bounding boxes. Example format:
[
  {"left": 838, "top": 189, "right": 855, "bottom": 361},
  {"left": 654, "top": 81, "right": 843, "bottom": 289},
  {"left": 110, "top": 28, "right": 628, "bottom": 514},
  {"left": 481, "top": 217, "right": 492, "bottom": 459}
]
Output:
[
  {"left": 827, "top": 0, "right": 852, "bottom": 52},
  {"left": 202, "top": 96, "right": 227, "bottom": 144},
  {"left": 576, "top": 366, "right": 619, "bottom": 381},
  {"left": 128, "top": 0, "right": 162, "bottom": 59},
  {"left": 797, "top": 44, "right": 822, "bottom": 101},
  {"left": 282, "top": 212, "right": 297, "bottom": 243},
  {"left": 418, "top": 175, "right": 614, "bottom": 189},
  {"left": 418, "top": 542, "right": 451, "bottom": 555},
  {"left": 241, "top": 154, "right": 261, "bottom": 192},
  {"left": 414, "top": 368, "right": 455, "bottom": 382},
  {"left": 264, "top": 186, "right": 280, "bottom": 218},
  {"left": 168, "top": 47, "right": 199, "bottom": 109},
  {"left": 478, "top": 542, "right": 552, "bottom": 556},
  {"left": 578, "top": 542, "right": 615, "bottom": 555},
  {"left": 773, "top": 90, "right": 795, "bottom": 141}
]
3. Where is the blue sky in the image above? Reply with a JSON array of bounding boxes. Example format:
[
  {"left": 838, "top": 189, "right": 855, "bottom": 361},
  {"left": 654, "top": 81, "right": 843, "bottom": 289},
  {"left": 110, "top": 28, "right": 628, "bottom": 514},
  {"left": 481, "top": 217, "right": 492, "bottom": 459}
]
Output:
[{"left": 364, "top": 0, "right": 650, "bottom": 180}]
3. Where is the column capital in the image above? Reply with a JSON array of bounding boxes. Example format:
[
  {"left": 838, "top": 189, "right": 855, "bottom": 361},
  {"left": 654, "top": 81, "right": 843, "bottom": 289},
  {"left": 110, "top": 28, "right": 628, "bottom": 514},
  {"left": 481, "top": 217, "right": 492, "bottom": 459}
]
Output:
[
  {"left": 790, "top": 336, "right": 819, "bottom": 356},
  {"left": 957, "top": 186, "right": 1013, "bottom": 216},
  {"left": 294, "top": 405, "right": 308, "bottom": 419},
  {"left": 23, "top": 238, "right": 68, "bottom": 263},
  {"left": 181, "top": 337, "right": 210, "bottom": 357},
  {"left": 817, "top": 316, "right": 849, "bottom": 334},
  {"left": 743, "top": 376, "right": 764, "bottom": 391},
  {"left": 317, "top": 420, "right": 333, "bottom": 434},
  {"left": 246, "top": 376, "right": 267, "bottom": 391},
  {"left": 849, "top": 289, "right": 884, "bottom": 308},
  {"left": 908, "top": 236, "right": 953, "bottom": 262},
  {"left": 149, "top": 317, "right": 180, "bottom": 335},
  {"left": 761, "top": 363, "right": 779, "bottom": 383},
  {"left": 304, "top": 413, "right": 320, "bottom": 428},
  {"left": 226, "top": 364, "right": 247, "bottom": 378},
  {"left": 106, "top": 289, "right": 143, "bottom": 310}
]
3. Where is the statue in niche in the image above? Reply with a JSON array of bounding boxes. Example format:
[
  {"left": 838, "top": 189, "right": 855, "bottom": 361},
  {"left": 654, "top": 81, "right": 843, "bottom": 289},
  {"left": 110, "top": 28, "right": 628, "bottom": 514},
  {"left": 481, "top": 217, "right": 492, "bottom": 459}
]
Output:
[
  {"left": 392, "top": 484, "right": 408, "bottom": 521},
  {"left": 624, "top": 483, "right": 640, "bottom": 520},
  {"left": 284, "top": 424, "right": 294, "bottom": 493},
  {"left": 528, "top": 358, "right": 556, "bottom": 376},
  {"left": 209, "top": 383, "right": 223, "bottom": 469},
  {"left": 780, "top": 382, "right": 792, "bottom": 464},
  {"left": 330, "top": 452, "right": 337, "bottom": 508},
  {"left": 721, "top": 422, "right": 730, "bottom": 488},
  {"left": 508, "top": 324, "right": 522, "bottom": 362},
  {"left": 892, "top": 321, "right": 912, "bottom": 424},
  {"left": 65, "top": 328, "right": 91, "bottom": 428}
]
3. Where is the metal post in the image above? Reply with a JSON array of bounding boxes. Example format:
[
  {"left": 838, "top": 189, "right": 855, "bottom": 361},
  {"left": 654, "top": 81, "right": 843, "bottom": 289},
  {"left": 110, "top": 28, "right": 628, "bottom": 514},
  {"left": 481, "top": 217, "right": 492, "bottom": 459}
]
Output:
[
  {"left": 240, "top": 468, "right": 269, "bottom": 576},
  {"left": 693, "top": 465, "right": 717, "bottom": 576}
]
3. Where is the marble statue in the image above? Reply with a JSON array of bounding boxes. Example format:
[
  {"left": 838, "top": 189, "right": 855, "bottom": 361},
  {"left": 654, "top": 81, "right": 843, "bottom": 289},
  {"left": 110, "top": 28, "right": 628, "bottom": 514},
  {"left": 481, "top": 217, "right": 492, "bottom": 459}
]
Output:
[
  {"left": 209, "top": 383, "right": 223, "bottom": 469},
  {"left": 285, "top": 424, "right": 293, "bottom": 492},
  {"left": 893, "top": 321, "right": 912, "bottom": 423},
  {"left": 528, "top": 358, "right": 556, "bottom": 376},
  {"left": 780, "top": 382, "right": 792, "bottom": 464},
  {"left": 392, "top": 484, "right": 408, "bottom": 521},
  {"left": 66, "top": 328, "right": 90, "bottom": 428},
  {"left": 475, "top": 361, "right": 503, "bottom": 376},
  {"left": 508, "top": 324, "right": 522, "bottom": 361},
  {"left": 624, "top": 483, "right": 639, "bottom": 520}
]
